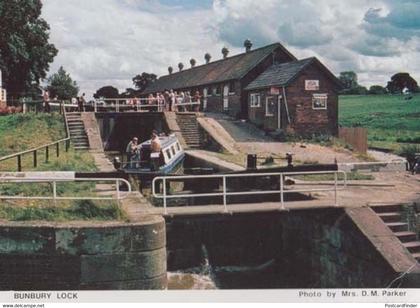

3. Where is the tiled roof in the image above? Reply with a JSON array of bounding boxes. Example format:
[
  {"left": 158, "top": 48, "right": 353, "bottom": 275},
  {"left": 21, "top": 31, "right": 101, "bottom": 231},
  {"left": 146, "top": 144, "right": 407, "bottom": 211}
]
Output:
[
  {"left": 244, "top": 57, "right": 343, "bottom": 91},
  {"left": 143, "top": 43, "right": 295, "bottom": 94},
  {"left": 244, "top": 58, "right": 315, "bottom": 90}
]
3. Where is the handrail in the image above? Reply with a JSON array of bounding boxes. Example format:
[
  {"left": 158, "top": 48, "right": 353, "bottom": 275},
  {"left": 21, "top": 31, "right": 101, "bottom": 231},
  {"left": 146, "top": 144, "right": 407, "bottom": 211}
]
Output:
[
  {"left": 92, "top": 98, "right": 200, "bottom": 113},
  {"left": 152, "top": 170, "right": 347, "bottom": 214},
  {"left": 0, "top": 102, "right": 71, "bottom": 171},
  {"left": 0, "top": 177, "right": 131, "bottom": 201}
]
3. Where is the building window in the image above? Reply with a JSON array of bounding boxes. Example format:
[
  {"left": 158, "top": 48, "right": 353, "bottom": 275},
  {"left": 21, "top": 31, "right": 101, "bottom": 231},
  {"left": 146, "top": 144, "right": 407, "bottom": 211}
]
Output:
[
  {"left": 265, "top": 96, "right": 275, "bottom": 116},
  {"left": 213, "top": 85, "right": 221, "bottom": 96},
  {"left": 229, "top": 81, "right": 236, "bottom": 94},
  {"left": 250, "top": 93, "right": 261, "bottom": 107},
  {"left": 312, "top": 94, "right": 328, "bottom": 110}
]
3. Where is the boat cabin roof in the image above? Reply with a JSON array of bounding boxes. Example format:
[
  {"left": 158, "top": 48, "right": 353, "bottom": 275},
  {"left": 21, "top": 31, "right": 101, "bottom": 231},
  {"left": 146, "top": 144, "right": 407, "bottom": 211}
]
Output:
[{"left": 140, "top": 134, "right": 178, "bottom": 149}]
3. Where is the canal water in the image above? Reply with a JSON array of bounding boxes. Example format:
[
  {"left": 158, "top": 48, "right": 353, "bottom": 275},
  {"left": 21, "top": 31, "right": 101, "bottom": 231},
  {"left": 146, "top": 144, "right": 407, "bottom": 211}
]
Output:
[{"left": 167, "top": 245, "right": 289, "bottom": 289}]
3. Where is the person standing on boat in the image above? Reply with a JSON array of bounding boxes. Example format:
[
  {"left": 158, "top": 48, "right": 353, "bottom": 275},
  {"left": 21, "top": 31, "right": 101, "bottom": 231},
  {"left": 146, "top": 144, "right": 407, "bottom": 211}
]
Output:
[
  {"left": 150, "top": 131, "right": 161, "bottom": 171},
  {"left": 126, "top": 137, "right": 139, "bottom": 168}
]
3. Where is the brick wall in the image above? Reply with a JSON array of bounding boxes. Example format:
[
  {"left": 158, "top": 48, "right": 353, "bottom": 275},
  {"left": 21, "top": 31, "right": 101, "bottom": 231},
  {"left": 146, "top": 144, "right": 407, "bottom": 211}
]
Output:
[{"left": 285, "top": 63, "right": 339, "bottom": 136}]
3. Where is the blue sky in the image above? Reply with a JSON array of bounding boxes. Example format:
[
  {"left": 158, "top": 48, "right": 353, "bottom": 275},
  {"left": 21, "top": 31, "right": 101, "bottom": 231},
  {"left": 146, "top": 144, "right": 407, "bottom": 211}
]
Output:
[{"left": 41, "top": 0, "right": 420, "bottom": 97}]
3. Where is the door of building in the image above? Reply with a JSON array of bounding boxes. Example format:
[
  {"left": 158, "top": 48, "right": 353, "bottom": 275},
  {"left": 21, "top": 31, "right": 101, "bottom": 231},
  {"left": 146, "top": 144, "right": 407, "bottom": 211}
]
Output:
[
  {"left": 223, "top": 85, "right": 229, "bottom": 111},
  {"left": 203, "top": 87, "right": 208, "bottom": 110}
]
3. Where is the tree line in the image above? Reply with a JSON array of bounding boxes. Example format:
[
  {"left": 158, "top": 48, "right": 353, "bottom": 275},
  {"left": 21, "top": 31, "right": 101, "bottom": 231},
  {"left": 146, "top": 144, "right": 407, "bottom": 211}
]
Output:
[{"left": 338, "top": 71, "right": 419, "bottom": 95}]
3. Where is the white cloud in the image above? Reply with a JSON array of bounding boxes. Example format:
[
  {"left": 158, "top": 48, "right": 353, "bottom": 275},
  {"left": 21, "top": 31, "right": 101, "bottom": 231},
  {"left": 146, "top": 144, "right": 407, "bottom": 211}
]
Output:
[{"left": 41, "top": 0, "right": 420, "bottom": 97}]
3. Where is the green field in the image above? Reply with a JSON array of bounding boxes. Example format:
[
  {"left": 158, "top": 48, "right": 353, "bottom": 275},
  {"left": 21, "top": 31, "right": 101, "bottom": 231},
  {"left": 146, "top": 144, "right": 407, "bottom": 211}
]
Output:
[{"left": 339, "top": 94, "right": 420, "bottom": 151}]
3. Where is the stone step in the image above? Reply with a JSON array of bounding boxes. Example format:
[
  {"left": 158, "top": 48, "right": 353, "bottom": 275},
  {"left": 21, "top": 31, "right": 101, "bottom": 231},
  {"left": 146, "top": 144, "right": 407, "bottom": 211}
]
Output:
[
  {"left": 403, "top": 241, "right": 420, "bottom": 253},
  {"left": 378, "top": 212, "right": 402, "bottom": 223},
  {"left": 370, "top": 203, "right": 402, "bottom": 213},
  {"left": 386, "top": 222, "right": 408, "bottom": 232},
  {"left": 394, "top": 231, "right": 417, "bottom": 243}
]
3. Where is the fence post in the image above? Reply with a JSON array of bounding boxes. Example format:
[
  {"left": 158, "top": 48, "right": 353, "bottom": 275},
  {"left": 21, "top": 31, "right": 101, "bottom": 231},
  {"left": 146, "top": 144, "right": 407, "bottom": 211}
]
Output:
[
  {"left": 116, "top": 179, "right": 120, "bottom": 206},
  {"left": 94, "top": 100, "right": 97, "bottom": 113},
  {"left": 65, "top": 140, "right": 70, "bottom": 152},
  {"left": 45, "top": 146, "right": 49, "bottom": 163},
  {"left": 17, "top": 155, "right": 22, "bottom": 172},
  {"left": 163, "top": 178, "right": 167, "bottom": 215},
  {"left": 56, "top": 143, "right": 59, "bottom": 157},
  {"left": 33, "top": 150, "right": 37, "bottom": 168},
  {"left": 280, "top": 174, "right": 285, "bottom": 210},
  {"left": 334, "top": 172, "right": 338, "bottom": 206},
  {"left": 53, "top": 180, "right": 57, "bottom": 206},
  {"left": 222, "top": 176, "right": 228, "bottom": 213}
]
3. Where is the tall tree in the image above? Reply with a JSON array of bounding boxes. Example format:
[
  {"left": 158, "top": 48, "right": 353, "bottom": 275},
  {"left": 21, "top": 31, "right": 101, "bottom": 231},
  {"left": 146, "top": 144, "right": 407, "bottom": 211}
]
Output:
[
  {"left": 0, "top": 0, "right": 58, "bottom": 98},
  {"left": 339, "top": 71, "right": 359, "bottom": 90},
  {"left": 46, "top": 66, "right": 79, "bottom": 99},
  {"left": 93, "top": 86, "right": 119, "bottom": 99},
  {"left": 132, "top": 72, "right": 157, "bottom": 93},
  {"left": 386, "top": 73, "right": 419, "bottom": 94}
]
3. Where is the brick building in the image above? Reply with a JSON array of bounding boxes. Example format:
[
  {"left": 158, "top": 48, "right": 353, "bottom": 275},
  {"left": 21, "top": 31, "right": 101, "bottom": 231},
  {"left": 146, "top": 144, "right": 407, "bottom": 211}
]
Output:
[
  {"left": 245, "top": 57, "right": 342, "bottom": 136},
  {"left": 143, "top": 41, "right": 342, "bottom": 136},
  {"left": 143, "top": 41, "right": 296, "bottom": 118}
]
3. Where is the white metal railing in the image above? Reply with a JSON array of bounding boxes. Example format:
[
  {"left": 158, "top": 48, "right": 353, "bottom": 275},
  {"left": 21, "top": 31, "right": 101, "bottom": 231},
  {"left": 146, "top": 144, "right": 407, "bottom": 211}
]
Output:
[
  {"left": 152, "top": 170, "right": 347, "bottom": 214},
  {"left": 92, "top": 97, "right": 200, "bottom": 113},
  {"left": 0, "top": 177, "right": 131, "bottom": 202}
]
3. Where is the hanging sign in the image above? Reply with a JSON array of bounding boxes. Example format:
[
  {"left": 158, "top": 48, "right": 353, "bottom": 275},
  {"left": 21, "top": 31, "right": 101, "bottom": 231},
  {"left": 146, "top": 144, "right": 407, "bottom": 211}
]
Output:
[
  {"left": 270, "top": 87, "right": 280, "bottom": 95},
  {"left": 305, "top": 80, "right": 320, "bottom": 91}
]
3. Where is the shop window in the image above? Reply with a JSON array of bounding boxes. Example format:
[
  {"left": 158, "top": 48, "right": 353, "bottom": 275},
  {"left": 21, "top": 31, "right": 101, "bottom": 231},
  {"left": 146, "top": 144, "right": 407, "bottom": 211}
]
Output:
[
  {"left": 312, "top": 94, "right": 328, "bottom": 110},
  {"left": 265, "top": 96, "right": 275, "bottom": 116},
  {"left": 250, "top": 93, "right": 261, "bottom": 107}
]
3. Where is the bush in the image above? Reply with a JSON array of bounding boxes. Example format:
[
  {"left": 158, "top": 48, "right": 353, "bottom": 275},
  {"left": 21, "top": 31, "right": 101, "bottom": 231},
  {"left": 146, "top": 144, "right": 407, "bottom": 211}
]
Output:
[
  {"left": 369, "top": 85, "right": 387, "bottom": 95},
  {"left": 396, "top": 136, "right": 420, "bottom": 144},
  {"left": 397, "top": 144, "right": 420, "bottom": 159}
]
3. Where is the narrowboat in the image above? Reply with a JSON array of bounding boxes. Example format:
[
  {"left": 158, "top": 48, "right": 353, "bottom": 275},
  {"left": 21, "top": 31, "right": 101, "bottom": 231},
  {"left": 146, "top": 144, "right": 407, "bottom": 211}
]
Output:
[{"left": 114, "top": 134, "right": 185, "bottom": 176}]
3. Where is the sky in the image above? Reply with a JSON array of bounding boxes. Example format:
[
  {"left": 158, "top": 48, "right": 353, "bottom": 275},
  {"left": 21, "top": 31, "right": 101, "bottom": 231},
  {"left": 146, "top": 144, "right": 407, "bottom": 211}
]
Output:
[{"left": 41, "top": 0, "right": 420, "bottom": 98}]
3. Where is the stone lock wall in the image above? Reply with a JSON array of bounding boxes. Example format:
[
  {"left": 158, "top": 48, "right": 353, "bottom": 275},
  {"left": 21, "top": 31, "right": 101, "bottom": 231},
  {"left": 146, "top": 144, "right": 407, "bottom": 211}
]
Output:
[{"left": 0, "top": 217, "right": 166, "bottom": 290}]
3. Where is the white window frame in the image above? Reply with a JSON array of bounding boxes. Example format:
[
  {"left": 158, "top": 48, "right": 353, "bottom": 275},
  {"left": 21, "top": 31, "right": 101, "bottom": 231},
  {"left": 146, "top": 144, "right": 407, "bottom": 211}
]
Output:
[
  {"left": 250, "top": 93, "right": 261, "bottom": 108},
  {"left": 265, "top": 96, "right": 275, "bottom": 117},
  {"left": 312, "top": 94, "right": 328, "bottom": 110}
]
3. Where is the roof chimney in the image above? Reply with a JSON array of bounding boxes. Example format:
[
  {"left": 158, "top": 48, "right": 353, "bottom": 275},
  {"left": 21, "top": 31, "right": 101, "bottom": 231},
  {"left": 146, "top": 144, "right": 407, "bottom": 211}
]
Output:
[
  {"left": 178, "top": 62, "right": 184, "bottom": 71},
  {"left": 190, "top": 58, "right": 196, "bottom": 68},
  {"left": 221, "top": 47, "right": 229, "bottom": 59},
  {"left": 244, "top": 39, "right": 252, "bottom": 53},
  {"left": 168, "top": 66, "right": 173, "bottom": 74},
  {"left": 204, "top": 53, "right": 211, "bottom": 64}
]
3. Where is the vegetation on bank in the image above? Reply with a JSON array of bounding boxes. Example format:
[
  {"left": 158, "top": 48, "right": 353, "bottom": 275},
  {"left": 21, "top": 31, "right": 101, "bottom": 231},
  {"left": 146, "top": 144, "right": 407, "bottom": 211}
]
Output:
[
  {"left": 0, "top": 200, "right": 126, "bottom": 221},
  {"left": 0, "top": 113, "right": 124, "bottom": 222},
  {"left": 339, "top": 94, "right": 420, "bottom": 151},
  {"left": 0, "top": 113, "right": 65, "bottom": 157}
]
